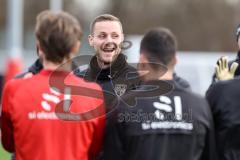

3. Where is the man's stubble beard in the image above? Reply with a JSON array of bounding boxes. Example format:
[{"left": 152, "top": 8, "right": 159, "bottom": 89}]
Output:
[{"left": 96, "top": 47, "right": 121, "bottom": 66}]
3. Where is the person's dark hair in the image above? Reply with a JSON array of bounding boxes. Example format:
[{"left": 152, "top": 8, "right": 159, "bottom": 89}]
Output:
[
  {"left": 140, "top": 27, "right": 177, "bottom": 69},
  {"left": 90, "top": 14, "right": 122, "bottom": 34},
  {"left": 35, "top": 10, "right": 82, "bottom": 63},
  {"left": 236, "top": 24, "right": 240, "bottom": 42}
]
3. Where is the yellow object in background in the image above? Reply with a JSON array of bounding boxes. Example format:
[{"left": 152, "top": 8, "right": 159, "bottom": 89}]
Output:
[{"left": 215, "top": 56, "right": 239, "bottom": 81}]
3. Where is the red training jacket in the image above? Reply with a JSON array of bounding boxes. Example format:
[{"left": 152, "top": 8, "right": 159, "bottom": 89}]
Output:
[{"left": 1, "top": 70, "right": 106, "bottom": 160}]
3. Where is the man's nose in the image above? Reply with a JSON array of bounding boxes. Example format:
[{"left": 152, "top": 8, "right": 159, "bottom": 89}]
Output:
[{"left": 106, "top": 35, "right": 113, "bottom": 42}]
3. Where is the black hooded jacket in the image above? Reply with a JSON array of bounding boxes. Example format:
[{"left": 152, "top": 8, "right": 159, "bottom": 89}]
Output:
[
  {"left": 206, "top": 77, "right": 240, "bottom": 160},
  {"left": 104, "top": 80, "right": 217, "bottom": 160},
  {"left": 82, "top": 54, "right": 140, "bottom": 112}
]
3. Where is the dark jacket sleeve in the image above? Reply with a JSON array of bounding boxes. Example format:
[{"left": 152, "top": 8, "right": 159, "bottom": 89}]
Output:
[
  {"left": 201, "top": 122, "right": 218, "bottom": 160},
  {"left": 205, "top": 83, "right": 225, "bottom": 160},
  {"left": 14, "top": 59, "right": 43, "bottom": 79},
  {"left": 200, "top": 100, "right": 219, "bottom": 160},
  {"left": 28, "top": 59, "right": 43, "bottom": 74},
  {"left": 15, "top": 59, "right": 83, "bottom": 78},
  {"left": 205, "top": 82, "right": 224, "bottom": 112},
  {"left": 104, "top": 106, "right": 126, "bottom": 160}
]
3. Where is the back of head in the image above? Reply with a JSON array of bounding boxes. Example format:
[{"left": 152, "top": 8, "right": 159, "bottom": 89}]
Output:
[
  {"left": 35, "top": 10, "right": 82, "bottom": 64},
  {"left": 140, "top": 27, "right": 177, "bottom": 69}
]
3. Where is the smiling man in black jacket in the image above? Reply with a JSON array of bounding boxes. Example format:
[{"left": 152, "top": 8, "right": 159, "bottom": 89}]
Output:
[{"left": 84, "top": 14, "right": 140, "bottom": 111}]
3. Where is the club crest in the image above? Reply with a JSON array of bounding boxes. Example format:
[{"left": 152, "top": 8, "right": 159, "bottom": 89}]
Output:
[{"left": 114, "top": 84, "right": 127, "bottom": 96}]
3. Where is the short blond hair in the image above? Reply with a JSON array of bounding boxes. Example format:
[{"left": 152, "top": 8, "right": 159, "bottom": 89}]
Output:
[{"left": 90, "top": 14, "right": 123, "bottom": 34}]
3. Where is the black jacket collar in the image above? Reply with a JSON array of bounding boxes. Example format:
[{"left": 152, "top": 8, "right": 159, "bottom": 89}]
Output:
[
  {"left": 237, "top": 50, "right": 240, "bottom": 61},
  {"left": 87, "top": 54, "right": 127, "bottom": 81}
]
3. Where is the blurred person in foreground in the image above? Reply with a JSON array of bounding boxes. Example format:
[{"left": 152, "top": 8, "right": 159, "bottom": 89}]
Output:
[
  {"left": 212, "top": 24, "right": 240, "bottom": 82},
  {"left": 207, "top": 68, "right": 240, "bottom": 160},
  {"left": 104, "top": 27, "right": 217, "bottom": 160},
  {"left": 1, "top": 10, "right": 105, "bottom": 160},
  {"left": 206, "top": 24, "right": 240, "bottom": 160}
]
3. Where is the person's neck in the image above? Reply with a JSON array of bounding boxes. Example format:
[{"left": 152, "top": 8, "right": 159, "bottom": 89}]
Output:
[
  {"left": 97, "top": 59, "right": 111, "bottom": 69},
  {"left": 144, "top": 69, "right": 173, "bottom": 81},
  {"left": 43, "top": 59, "right": 72, "bottom": 72},
  {"left": 96, "top": 54, "right": 122, "bottom": 69},
  {"left": 158, "top": 71, "right": 173, "bottom": 80}
]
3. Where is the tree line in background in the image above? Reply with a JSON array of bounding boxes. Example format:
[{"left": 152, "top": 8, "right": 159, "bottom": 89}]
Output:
[{"left": 0, "top": 0, "right": 240, "bottom": 52}]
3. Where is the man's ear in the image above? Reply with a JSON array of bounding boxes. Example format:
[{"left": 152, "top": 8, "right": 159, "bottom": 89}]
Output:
[
  {"left": 137, "top": 53, "right": 150, "bottom": 78},
  {"left": 173, "top": 54, "right": 178, "bottom": 65},
  {"left": 88, "top": 34, "right": 94, "bottom": 46},
  {"left": 139, "top": 53, "right": 148, "bottom": 63},
  {"left": 138, "top": 53, "right": 149, "bottom": 70},
  {"left": 121, "top": 33, "right": 124, "bottom": 43},
  {"left": 238, "top": 37, "right": 240, "bottom": 49},
  {"left": 36, "top": 41, "right": 44, "bottom": 58}
]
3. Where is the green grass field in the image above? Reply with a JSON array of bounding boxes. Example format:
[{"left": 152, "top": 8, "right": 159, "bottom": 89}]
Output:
[{"left": 0, "top": 143, "right": 10, "bottom": 160}]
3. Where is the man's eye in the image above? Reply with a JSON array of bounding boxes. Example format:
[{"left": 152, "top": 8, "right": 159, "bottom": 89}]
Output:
[
  {"left": 112, "top": 34, "right": 119, "bottom": 38},
  {"left": 98, "top": 35, "right": 106, "bottom": 39}
]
